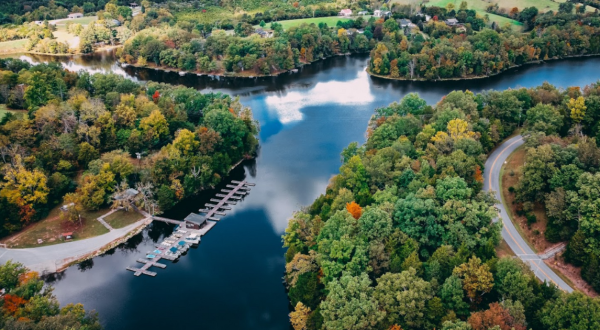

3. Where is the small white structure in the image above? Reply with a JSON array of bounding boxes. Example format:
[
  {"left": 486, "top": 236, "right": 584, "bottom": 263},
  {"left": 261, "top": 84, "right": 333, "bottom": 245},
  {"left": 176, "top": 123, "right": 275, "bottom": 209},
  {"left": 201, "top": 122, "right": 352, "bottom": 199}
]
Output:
[
  {"left": 374, "top": 10, "right": 392, "bottom": 18},
  {"left": 445, "top": 18, "right": 459, "bottom": 26},
  {"left": 339, "top": 9, "right": 353, "bottom": 17},
  {"left": 358, "top": 11, "right": 368, "bottom": 16},
  {"left": 68, "top": 13, "right": 84, "bottom": 19}
]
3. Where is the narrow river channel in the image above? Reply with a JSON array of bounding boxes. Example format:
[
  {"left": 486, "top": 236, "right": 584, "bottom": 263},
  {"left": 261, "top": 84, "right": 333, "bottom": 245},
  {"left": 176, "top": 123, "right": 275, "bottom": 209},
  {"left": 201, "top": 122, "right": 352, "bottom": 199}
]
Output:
[{"left": 9, "top": 51, "right": 600, "bottom": 330}]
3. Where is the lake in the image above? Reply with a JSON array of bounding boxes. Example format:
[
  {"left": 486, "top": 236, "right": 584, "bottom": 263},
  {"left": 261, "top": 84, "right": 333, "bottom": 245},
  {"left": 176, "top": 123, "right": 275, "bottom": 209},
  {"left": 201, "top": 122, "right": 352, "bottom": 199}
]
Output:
[{"left": 13, "top": 51, "right": 600, "bottom": 330}]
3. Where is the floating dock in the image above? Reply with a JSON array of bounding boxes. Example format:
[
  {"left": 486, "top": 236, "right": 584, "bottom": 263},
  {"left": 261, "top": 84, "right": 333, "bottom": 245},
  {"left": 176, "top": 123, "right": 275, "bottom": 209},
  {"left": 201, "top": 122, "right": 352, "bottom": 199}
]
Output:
[{"left": 126, "top": 180, "right": 254, "bottom": 277}]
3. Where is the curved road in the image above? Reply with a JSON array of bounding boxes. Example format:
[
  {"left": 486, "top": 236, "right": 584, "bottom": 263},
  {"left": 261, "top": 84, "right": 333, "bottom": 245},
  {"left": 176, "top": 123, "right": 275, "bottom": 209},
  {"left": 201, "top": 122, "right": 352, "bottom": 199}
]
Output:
[{"left": 484, "top": 135, "right": 573, "bottom": 292}]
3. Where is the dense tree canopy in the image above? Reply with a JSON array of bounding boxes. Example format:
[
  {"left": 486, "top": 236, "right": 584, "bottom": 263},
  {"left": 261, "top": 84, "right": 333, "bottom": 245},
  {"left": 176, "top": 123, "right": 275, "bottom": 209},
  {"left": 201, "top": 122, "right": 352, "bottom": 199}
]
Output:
[
  {"left": 284, "top": 82, "right": 600, "bottom": 330},
  {"left": 0, "top": 59, "right": 258, "bottom": 237}
]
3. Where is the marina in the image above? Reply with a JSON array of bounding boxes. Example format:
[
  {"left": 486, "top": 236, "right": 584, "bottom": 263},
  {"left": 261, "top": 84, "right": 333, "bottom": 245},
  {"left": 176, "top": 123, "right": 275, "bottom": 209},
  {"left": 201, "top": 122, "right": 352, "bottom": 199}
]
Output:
[{"left": 126, "top": 180, "right": 254, "bottom": 277}]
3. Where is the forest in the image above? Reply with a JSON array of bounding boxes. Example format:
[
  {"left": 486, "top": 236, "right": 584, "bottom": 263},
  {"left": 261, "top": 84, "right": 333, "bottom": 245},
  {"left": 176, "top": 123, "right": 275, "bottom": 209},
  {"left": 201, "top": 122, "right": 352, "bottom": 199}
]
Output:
[
  {"left": 283, "top": 83, "right": 600, "bottom": 330},
  {"left": 0, "top": 58, "right": 259, "bottom": 237},
  {"left": 119, "top": 16, "right": 375, "bottom": 76},
  {"left": 369, "top": 4, "right": 600, "bottom": 80},
  {"left": 0, "top": 261, "right": 101, "bottom": 329}
]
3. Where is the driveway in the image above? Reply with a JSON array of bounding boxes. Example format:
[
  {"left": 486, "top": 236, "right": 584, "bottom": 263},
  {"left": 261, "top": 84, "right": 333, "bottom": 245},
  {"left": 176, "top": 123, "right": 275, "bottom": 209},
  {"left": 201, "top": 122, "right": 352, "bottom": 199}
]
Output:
[{"left": 484, "top": 135, "right": 573, "bottom": 292}]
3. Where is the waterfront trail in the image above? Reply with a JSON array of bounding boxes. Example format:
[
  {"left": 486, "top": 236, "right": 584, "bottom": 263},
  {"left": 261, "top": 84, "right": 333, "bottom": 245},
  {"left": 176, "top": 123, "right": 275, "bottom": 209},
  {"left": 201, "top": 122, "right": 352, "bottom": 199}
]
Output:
[
  {"left": 484, "top": 135, "right": 573, "bottom": 292},
  {"left": 0, "top": 217, "right": 150, "bottom": 273}
]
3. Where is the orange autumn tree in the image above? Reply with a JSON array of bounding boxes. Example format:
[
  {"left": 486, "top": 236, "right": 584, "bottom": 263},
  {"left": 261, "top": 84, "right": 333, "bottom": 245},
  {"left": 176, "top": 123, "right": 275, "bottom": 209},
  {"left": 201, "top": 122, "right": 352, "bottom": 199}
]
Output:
[
  {"left": 346, "top": 201, "right": 362, "bottom": 219},
  {"left": 3, "top": 294, "right": 27, "bottom": 316},
  {"left": 389, "top": 325, "right": 403, "bottom": 330},
  {"left": 474, "top": 165, "right": 483, "bottom": 183}
]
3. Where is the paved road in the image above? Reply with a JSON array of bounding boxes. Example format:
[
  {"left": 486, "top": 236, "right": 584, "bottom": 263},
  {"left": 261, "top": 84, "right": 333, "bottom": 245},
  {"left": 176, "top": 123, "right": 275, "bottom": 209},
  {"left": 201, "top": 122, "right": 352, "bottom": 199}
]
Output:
[
  {"left": 484, "top": 135, "right": 573, "bottom": 292},
  {"left": 0, "top": 218, "right": 149, "bottom": 274}
]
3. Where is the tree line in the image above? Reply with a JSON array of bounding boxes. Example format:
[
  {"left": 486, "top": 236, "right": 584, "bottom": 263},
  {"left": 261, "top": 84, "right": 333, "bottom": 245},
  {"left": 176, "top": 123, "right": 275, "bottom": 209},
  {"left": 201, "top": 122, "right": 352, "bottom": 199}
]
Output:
[
  {"left": 369, "top": 5, "right": 600, "bottom": 80},
  {"left": 0, "top": 261, "right": 102, "bottom": 329},
  {"left": 119, "top": 17, "right": 376, "bottom": 76},
  {"left": 515, "top": 82, "right": 600, "bottom": 294},
  {"left": 283, "top": 83, "right": 600, "bottom": 330},
  {"left": 0, "top": 58, "right": 259, "bottom": 237}
]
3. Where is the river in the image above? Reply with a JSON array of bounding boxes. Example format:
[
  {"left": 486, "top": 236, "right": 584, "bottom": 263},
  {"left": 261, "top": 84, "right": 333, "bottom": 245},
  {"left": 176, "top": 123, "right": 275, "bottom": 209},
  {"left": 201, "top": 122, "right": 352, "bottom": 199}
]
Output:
[{"left": 9, "top": 51, "right": 600, "bottom": 330}]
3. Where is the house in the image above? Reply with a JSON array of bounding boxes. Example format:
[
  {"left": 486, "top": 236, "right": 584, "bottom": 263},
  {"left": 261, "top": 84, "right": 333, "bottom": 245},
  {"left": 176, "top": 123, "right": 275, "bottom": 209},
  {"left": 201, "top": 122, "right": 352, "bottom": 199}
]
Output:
[
  {"left": 255, "top": 28, "right": 274, "bottom": 38},
  {"left": 184, "top": 213, "right": 207, "bottom": 230},
  {"left": 398, "top": 18, "right": 412, "bottom": 28},
  {"left": 373, "top": 10, "right": 392, "bottom": 18},
  {"left": 358, "top": 11, "right": 368, "bottom": 16},
  {"left": 445, "top": 18, "right": 459, "bottom": 26},
  {"left": 339, "top": 9, "right": 352, "bottom": 17},
  {"left": 129, "top": 2, "right": 139, "bottom": 7},
  {"left": 415, "top": 12, "right": 431, "bottom": 22},
  {"left": 455, "top": 24, "right": 467, "bottom": 33},
  {"left": 68, "top": 13, "right": 84, "bottom": 19},
  {"left": 109, "top": 19, "right": 121, "bottom": 27}
]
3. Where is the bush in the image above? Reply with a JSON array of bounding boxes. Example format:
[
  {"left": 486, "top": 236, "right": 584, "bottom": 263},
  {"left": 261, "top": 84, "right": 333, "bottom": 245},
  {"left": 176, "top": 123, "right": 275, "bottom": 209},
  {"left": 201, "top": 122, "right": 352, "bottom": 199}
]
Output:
[
  {"left": 508, "top": 186, "right": 515, "bottom": 193},
  {"left": 526, "top": 214, "right": 537, "bottom": 226}
]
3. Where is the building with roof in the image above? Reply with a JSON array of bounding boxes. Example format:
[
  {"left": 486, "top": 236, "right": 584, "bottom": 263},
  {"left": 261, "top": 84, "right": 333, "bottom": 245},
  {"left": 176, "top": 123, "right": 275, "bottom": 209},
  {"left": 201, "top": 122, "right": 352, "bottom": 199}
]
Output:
[
  {"left": 374, "top": 10, "right": 392, "bottom": 18},
  {"left": 68, "top": 13, "right": 84, "bottom": 19},
  {"left": 184, "top": 213, "right": 207, "bottom": 230},
  {"left": 445, "top": 18, "right": 459, "bottom": 26},
  {"left": 339, "top": 9, "right": 352, "bottom": 17}
]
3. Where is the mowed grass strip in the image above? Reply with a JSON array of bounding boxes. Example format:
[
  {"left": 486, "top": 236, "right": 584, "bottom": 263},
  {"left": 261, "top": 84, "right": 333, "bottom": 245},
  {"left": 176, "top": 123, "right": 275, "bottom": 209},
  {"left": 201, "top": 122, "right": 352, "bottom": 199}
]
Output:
[
  {"left": 0, "top": 39, "right": 28, "bottom": 53},
  {"left": 104, "top": 210, "right": 145, "bottom": 229}
]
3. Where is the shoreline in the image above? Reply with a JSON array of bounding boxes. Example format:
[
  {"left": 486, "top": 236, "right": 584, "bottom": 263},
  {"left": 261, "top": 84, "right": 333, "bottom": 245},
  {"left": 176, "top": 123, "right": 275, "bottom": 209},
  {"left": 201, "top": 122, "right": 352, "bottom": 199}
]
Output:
[
  {"left": 121, "top": 51, "right": 366, "bottom": 79},
  {"left": 367, "top": 53, "right": 600, "bottom": 82},
  {"left": 0, "top": 156, "right": 253, "bottom": 274},
  {"left": 0, "top": 44, "right": 122, "bottom": 57}
]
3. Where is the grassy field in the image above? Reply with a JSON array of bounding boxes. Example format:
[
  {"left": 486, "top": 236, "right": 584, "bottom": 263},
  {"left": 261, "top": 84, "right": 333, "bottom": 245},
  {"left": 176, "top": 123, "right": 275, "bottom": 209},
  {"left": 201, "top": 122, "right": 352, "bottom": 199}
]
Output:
[
  {"left": 0, "top": 39, "right": 28, "bottom": 54},
  {"left": 270, "top": 16, "right": 357, "bottom": 30},
  {"left": 53, "top": 16, "right": 97, "bottom": 26},
  {"left": 0, "top": 205, "right": 111, "bottom": 248},
  {"left": 0, "top": 105, "right": 27, "bottom": 119},
  {"left": 104, "top": 210, "right": 145, "bottom": 229}
]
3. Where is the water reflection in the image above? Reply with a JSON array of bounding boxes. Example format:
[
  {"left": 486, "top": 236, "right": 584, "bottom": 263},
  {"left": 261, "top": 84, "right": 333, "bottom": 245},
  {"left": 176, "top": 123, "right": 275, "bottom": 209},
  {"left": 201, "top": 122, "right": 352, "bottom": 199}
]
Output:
[{"left": 8, "top": 51, "right": 600, "bottom": 330}]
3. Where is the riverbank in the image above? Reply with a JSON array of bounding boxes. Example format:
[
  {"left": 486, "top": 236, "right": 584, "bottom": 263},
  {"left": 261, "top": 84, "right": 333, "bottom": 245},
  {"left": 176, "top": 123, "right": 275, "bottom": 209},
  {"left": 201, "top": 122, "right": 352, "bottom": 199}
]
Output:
[
  {"left": 0, "top": 43, "right": 121, "bottom": 56},
  {"left": 121, "top": 51, "right": 364, "bottom": 79},
  {"left": 367, "top": 53, "right": 600, "bottom": 82}
]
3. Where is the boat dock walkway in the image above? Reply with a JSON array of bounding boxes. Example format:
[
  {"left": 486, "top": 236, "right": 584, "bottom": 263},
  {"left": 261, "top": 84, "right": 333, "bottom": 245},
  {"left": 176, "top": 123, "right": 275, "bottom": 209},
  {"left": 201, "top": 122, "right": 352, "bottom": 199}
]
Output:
[{"left": 126, "top": 180, "right": 253, "bottom": 277}]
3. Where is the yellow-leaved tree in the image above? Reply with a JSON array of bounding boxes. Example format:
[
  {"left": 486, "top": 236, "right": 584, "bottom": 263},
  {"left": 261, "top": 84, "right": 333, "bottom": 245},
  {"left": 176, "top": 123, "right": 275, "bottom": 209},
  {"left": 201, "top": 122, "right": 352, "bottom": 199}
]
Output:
[
  {"left": 453, "top": 256, "right": 494, "bottom": 304},
  {"left": 568, "top": 96, "right": 586, "bottom": 136},
  {"left": 0, "top": 155, "right": 49, "bottom": 222},
  {"left": 289, "top": 302, "right": 311, "bottom": 330}
]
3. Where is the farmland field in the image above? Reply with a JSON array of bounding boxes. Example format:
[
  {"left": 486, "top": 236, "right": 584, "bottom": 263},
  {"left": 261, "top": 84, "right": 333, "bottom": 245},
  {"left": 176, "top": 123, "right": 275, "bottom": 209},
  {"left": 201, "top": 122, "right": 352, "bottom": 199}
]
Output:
[
  {"left": 256, "top": 16, "right": 361, "bottom": 30},
  {"left": 0, "top": 39, "right": 27, "bottom": 54}
]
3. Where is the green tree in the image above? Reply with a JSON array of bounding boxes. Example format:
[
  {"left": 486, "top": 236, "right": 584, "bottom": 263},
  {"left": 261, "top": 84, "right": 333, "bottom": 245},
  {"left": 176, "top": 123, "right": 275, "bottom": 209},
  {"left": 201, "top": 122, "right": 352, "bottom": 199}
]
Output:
[
  {"left": 320, "top": 273, "right": 385, "bottom": 330},
  {"left": 374, "top": 268, "right": 433, "bottom": 329}
]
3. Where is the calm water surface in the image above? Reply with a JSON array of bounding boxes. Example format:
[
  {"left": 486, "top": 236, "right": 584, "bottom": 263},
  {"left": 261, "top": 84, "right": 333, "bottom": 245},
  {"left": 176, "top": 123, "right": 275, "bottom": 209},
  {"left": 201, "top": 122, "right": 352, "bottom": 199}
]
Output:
[{"left": 13, "top": 51, "right": 600, "bottom": 330}]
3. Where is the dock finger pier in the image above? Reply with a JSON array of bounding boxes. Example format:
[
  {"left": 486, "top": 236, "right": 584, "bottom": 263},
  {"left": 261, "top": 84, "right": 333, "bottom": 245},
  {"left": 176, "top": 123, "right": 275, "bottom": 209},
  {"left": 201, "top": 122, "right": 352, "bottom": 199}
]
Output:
[{"left": 126, "top": 180, "right": 254, "bottom": 277}]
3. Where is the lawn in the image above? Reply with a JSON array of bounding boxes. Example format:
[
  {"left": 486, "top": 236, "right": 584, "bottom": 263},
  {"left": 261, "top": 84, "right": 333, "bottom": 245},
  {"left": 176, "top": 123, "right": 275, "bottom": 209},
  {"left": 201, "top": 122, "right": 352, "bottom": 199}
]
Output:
[
  {"left": 0, "top": 39, "right": 28, "bottom": 54},
  {"left": 53, "top": 16, "right": 97, "bottom": 26},
  {"left": 104, "top": 210, "right": 145, "bottom": 229},
  {"left": 0, "top": 205, "right": 111, "bottom": 248},
  {"left": 264, "top": 16, "right": 359, "bottom": 30},
  {"left": 0, "top": 105, "right": 27, "bottom": 119}
]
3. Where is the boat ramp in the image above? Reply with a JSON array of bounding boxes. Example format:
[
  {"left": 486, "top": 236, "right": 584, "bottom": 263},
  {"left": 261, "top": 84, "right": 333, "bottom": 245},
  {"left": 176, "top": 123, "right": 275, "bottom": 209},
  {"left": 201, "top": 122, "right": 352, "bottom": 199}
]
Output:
[{"left": 126, "top": 180, "right": 254, "bottom": 277}]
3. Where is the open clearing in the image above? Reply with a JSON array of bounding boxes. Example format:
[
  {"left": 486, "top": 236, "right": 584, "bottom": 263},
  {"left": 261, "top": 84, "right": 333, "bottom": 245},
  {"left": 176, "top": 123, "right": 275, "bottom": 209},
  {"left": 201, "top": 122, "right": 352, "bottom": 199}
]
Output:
[
  {"left": 104, "top": 210, "right": 145, "bottom": 229},
  {"left": 0, "top": 39, "right": 28, "bottom": 54},
  {"left": 268, "top": 16, "right": 357, "bottom": 30},
  {"left": 0, "top": 205, "right": 111, "bottom": 248},
  {"left": 501, "top": 145, "right": 553, "bottom": 253}
]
